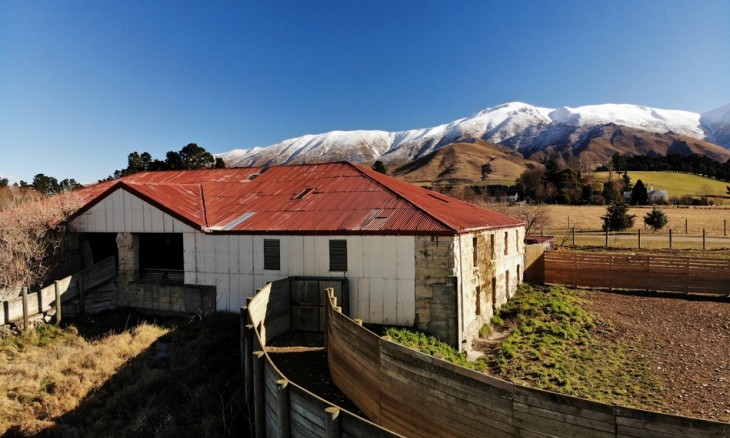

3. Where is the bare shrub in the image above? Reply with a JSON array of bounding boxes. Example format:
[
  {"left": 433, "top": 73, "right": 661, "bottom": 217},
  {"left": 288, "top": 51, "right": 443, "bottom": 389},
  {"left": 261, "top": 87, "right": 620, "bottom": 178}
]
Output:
[
  {"left": 0, "top": 192, "right": 82, "bottom": 299},
  {"left": 476, "top": 201, "right": 550, "bottom": 238}
]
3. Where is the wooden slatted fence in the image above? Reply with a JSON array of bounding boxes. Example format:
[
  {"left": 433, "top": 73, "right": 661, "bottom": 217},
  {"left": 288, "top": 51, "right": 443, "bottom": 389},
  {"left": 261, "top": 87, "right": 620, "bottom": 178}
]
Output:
[
  {"left": 325, "top": 289, "right": 729, "bottom": 438},
  {"left": 0, "top": 256, "right": 117, "bottom": 324},
  {"left": 243, "top": 279, "right": 399, "bottom": 438},
  {"left": 544, "top": 252, "right": 730, "bottom": 295}
]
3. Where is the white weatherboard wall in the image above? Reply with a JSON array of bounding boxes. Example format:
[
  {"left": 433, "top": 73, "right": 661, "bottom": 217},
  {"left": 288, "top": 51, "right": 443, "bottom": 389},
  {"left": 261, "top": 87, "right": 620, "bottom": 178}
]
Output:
[
  {"left": 186, "top": 234, "right": 416, "bottom": 325},
  {"left": 70, "top": 188, "right": 416, "bottom": 325}
]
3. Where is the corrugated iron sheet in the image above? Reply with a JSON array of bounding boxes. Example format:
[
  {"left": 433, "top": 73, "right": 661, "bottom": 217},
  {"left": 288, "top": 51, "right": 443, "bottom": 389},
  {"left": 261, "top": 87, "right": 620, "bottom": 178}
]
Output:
[{"left": 72, "top": 162, "right": 523, "bottom": 235}]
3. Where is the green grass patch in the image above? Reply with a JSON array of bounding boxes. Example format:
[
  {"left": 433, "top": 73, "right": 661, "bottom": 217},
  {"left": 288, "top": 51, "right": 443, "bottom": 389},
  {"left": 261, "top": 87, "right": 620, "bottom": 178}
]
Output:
[
  {"left": 594, "top": 171, "right": 729, "bottom": 201},
  {"left": 491, "top": 284, "right": 664, "bottom": 407},
  {"left": 385, "top": 327, "right": 488, "bottom": 371}
]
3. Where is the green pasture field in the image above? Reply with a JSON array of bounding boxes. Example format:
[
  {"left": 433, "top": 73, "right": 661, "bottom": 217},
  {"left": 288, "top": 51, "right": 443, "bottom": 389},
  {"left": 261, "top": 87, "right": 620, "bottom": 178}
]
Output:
[{"left": 593, "top": 171, "right": 729, "bottom": 201}]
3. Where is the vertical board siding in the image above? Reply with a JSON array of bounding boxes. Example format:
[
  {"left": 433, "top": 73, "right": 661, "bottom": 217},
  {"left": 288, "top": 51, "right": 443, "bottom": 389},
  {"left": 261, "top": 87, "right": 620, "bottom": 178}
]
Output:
[
  {"left": 70, "top": 188, "right": 194, "bottom": 234},
  {"left": 544, "top": 252, "right": 730, "bottom": 295}
]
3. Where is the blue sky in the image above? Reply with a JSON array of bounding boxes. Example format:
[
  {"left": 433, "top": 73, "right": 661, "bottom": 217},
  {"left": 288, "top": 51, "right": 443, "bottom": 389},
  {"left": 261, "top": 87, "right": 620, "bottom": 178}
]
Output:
[{"left": 1, "top": 0, "right": 729, "bottom": 184}]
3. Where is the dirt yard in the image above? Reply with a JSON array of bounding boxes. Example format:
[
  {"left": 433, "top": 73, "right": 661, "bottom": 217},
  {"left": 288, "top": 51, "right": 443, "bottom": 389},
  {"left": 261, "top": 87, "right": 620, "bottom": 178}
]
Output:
[{"left": 585, "top": 291, "right": 730, "bottom": 422}]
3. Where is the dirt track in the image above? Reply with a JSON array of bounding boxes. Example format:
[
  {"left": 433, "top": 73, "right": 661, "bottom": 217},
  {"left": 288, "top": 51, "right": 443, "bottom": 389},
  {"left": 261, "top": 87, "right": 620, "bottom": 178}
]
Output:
[{"left": 586, "top": 291, "right": 730, "bottom": 422}]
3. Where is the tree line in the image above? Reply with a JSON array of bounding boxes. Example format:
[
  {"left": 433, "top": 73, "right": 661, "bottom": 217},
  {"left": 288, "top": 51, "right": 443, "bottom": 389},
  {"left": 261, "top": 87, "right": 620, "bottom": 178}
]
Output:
[{"left": 603, "top": 151, "right": 730, "bottom": 181}]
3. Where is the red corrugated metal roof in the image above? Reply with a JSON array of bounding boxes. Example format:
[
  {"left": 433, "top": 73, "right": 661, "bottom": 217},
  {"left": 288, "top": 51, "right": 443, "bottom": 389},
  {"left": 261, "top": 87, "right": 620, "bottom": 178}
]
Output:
[{"left": 72, "top": 162, "right": 523, "bottom": 235}]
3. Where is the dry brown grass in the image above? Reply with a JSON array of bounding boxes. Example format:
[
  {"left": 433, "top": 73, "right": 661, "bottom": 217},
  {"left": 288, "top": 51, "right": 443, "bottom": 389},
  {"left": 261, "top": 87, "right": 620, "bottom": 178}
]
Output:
[
  {"left": 0, "top": 312, "right": 248, "bottom": 437},
  {"left": 0, "top": 322, "right": 167, "bottom": 435},
  {"left": 518, "top": 205, "right": 730, "bottom": 236}
]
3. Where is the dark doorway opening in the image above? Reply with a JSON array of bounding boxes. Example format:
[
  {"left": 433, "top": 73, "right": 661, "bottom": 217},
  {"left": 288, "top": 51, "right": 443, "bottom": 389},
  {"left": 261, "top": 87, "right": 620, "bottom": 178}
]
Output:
[{"left": 139, "top": 233, "right": 184, "bottom": 283}]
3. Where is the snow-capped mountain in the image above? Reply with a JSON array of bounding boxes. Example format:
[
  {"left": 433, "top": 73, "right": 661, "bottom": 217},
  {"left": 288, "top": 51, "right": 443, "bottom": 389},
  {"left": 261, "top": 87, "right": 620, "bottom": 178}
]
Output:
[{"left": 220, "top": 102, "right": 730, "bottom": 168}]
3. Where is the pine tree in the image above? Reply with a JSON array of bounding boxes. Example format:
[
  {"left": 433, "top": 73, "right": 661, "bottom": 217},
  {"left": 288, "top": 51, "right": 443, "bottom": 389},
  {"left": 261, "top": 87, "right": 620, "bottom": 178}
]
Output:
[
  {"left": 372, "top": 160, "right": 387, "bottom": 174},
  {"left": 601, "top": 201, "right": 635, "bottom": 231},
  {"left": 631, "top": 179, "right": 648, "bottom": 205},
  {"left": 644, "top": 206, "right": 668, "bottom": 233}
]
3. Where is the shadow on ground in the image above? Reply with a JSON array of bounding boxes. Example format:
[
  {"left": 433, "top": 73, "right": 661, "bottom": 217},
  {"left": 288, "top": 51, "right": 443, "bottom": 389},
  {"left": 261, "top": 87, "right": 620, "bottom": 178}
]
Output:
[{"left": 2, "top": 310, "right": 252, "bottom": 438}]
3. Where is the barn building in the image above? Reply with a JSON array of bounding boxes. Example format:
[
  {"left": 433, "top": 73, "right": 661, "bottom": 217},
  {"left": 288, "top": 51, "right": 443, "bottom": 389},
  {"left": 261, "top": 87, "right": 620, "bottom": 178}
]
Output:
[{"left": 69, "top": 162, "right": 524, "bottom": 348}]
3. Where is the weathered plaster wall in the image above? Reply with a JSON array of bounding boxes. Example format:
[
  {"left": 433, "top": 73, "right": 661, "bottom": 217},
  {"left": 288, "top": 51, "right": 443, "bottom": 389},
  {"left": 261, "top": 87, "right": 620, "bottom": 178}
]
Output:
[
  {"left": 414, "top": 236, "right": 458, "bottom": 346},
  {"left": 458, "top": 226, "right": 525, "bottom": 350},
  {"left": 415, "top": 227, "right": 525, "bottom": 350}
]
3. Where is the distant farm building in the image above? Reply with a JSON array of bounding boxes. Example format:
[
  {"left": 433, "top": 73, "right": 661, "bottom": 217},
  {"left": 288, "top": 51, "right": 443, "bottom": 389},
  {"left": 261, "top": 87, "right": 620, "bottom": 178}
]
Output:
[
  {"left": 648, "top": 189, "right": 669, "bottom": 203},
  {"left": 69, "top": 162, "right": 525, "bottom": 348}
]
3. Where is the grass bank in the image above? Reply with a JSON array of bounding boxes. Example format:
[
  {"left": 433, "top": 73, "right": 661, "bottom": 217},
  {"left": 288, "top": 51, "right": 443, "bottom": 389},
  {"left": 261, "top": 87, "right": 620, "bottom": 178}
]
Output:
[
  {"left": 490, "top": 284, "right": 663, "bottom": 407},
  {"left": 0, "top": 311, "right": 248, "bottom": 437},
  {"left": 386, "top": 284, "right": 664, "bottom": 410}
]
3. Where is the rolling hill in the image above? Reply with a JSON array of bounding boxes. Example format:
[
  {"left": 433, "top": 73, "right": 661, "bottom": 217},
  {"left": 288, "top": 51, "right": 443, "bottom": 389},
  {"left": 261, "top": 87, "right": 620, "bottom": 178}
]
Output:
[{"left": 389, "top": 141, "right": 543, "bottom": 186}]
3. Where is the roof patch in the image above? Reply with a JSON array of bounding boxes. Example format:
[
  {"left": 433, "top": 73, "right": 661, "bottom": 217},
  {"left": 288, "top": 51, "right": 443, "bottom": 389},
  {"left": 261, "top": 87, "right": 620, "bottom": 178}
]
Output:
[{"left": 214, "top": 211, "right": 256, "bottom": 231}]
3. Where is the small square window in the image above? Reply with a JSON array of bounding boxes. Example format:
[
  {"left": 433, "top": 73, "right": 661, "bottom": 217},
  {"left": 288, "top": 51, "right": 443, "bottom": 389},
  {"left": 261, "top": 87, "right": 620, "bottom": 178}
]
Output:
[
  {"left": 263, "top": 239, "right": 280, "bottom": 271},
  {"left": 329, "top": 240, "right": 348, "bottom": 271}
]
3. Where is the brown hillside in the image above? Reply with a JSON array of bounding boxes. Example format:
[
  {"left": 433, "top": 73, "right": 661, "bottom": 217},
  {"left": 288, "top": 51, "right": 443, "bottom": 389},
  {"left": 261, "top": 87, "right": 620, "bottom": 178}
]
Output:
[
  {"left": 528, "top": 125, "right": 730, "bottom": 167},
  {"left": 391, "top": 141, "right": 543, "bottom": 186}
]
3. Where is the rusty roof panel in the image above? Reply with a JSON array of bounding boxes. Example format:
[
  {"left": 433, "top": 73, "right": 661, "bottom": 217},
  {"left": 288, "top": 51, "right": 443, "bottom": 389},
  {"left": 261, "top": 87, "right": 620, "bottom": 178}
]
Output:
[{"left": 71, "top": 162, "right": 523, "bottom": 235}]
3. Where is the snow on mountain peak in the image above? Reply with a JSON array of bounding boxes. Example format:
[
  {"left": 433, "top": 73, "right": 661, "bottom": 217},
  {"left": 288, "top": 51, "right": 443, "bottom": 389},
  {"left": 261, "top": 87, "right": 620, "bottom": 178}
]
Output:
[{"left": 219, "top": 101, "right": 730, "bottom": 167}]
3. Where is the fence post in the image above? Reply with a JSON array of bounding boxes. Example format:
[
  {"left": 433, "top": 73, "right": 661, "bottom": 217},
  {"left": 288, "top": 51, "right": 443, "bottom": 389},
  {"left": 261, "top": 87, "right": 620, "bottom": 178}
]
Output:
[
  {"left": 324, "top": 407, "right": 341, "bottom": 438},
  {"left": 638, "top": 229, "right": 641, "bottom": 249},
  {"left": 22, "top": 286, "right": 28, "bottom": 333},
  {"left": 244, "top": 297, "right": 254, "bottom": 407},
  {"left": 605, "top": 227, "right": 609, "bottom": 248},
  {"left": 572, "top": 227, "right": 576, "bottom": 247},
  {"left": 669, "top": 229, "right": 673, "bottom": 250},
  {"left": 54, "top": 280, "right": 62, "bottom": 324},
  {"left": 703, "top": 229, "right": 706, "bottom": 251},
  {"left": 725, "top": 219, "right": 727, "bottom": 237},
  {"left": 685, "top": 218, "right": 688, "bottom": 234},
  {"left": 78, "top": 277, "right": 85, "bottom": 315},
  {"left": 276, "top": 379, "right": 290, "bottom": 438},
  {"left": 253, "top": 350, "right": 266, "bottom": 438}
]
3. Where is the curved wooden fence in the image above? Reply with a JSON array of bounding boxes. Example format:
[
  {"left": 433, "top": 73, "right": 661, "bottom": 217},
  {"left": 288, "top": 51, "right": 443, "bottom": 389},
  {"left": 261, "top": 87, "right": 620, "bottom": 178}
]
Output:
[
  {"left": 544, "top": 252, "right": 730, "bottom": 295},
  {"left": 325, "top": 289, "right": 729, "bottom": 437},
  {"left": 242, "top": 278, "right": 399, "bottom": 438}
]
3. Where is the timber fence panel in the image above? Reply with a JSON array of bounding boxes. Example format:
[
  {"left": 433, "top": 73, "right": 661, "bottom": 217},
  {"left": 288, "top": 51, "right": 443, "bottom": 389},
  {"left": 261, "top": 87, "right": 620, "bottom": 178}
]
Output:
[
  {"left": 544, "top": 252, "right": 730, "bottom": 295},
  {"left": 323, "top": 285, "right": 728, "bottom": 437},
  {"left": 245, "top": 281, "right": 399, "bottom": 438}
]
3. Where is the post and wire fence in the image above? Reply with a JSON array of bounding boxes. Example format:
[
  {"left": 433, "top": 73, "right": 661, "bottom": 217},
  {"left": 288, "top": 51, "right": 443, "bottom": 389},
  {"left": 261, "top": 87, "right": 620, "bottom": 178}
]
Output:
[{"left": 542, "top": 217, "right": 730, "bottom": 251}]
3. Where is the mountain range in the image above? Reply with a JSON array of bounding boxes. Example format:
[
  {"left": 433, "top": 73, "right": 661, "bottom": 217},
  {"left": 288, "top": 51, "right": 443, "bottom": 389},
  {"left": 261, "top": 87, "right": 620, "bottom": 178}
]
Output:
[{"left": 220, "top": 102, "right": 730, "bottom": 184}]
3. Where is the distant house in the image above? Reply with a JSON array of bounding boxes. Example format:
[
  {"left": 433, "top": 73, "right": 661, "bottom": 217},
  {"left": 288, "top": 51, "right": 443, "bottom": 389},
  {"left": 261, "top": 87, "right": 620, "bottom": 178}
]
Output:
[
  {"left": 648, "top": 189, "right": 669, "bottom": 204},
  {"left": 69, "top": 162, "right": 525, "bottom": 348}
]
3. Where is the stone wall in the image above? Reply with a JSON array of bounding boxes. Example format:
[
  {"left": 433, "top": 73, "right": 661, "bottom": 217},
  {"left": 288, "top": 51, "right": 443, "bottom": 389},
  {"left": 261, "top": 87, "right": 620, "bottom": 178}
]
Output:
[
  {"left": 117, "top": 282, "right": 216, "bottom": 315},
  {"left": 415, "top": 227, "right": 525, "bottom": 350},
  {"left": 458, "top": 226, "right": 525, "bottom": 349},
  {"left": 414, "top": 236, "right": 458, "bottom": 346}
]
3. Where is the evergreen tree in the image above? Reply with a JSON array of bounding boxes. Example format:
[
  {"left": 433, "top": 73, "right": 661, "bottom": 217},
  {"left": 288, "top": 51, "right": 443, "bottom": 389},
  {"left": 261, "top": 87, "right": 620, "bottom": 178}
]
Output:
[
  {"left": 0, "top": 178, "right": 8, "bottom": 188},
  {"left": 643, "top": 206, "right": 668, "bottom": 233},
  {"left": 31, "top": 174, "right": 60, "bottom": 196},
  {"left": 631, "top": 179, "right": 649, "bottom": 205},
  {"left": 601, "top": 201, "right": 635, "bottom": 231},
  {"left": 372, "top": 160, "right": 386, "bottom": 174}
]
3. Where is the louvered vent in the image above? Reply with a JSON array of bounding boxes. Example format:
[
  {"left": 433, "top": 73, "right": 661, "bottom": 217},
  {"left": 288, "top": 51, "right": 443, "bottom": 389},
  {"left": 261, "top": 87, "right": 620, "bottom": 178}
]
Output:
[
  {"left": 329, "top": 240, "right": 347, "bottom": 271},
  {"left": 263, "top": 239, "right": 280, "bottom": 271}
]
